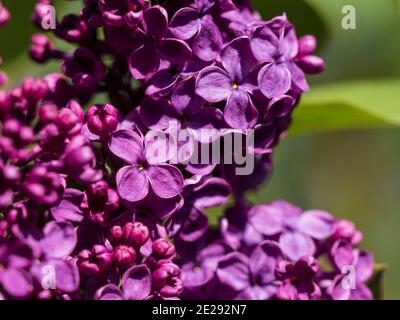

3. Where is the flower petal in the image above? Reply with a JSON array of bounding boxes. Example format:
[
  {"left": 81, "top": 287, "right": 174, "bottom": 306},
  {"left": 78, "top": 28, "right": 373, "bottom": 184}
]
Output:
[
  {"left": 193, "top": 16, "right": 223, "bottom": 61},
  {"left": 298, "top": 210, "right": 335, "bottom": 240},
  {"left": 146, "top": 164, "right": 184, "bottom": 199},
  {"left": 258, "top": 63, "right": 291, "bottom": 98},
  {"left": 128, "top": 43, "right": 159, "bottom": 80},
  {"left": 140, "top": 97, "right": 179, "bottom": 131},
  {"left": 50, "top": 189, "right": 84, "bottom": 223},
  {"left": 179, "top": 207, "right": 209, "bottom": 242},
  {"left": 221, "top": 36, "right": 257, "bottom": 82},
  {"left": 142, "top": 5, "right": 168, "bottom": 39},
  {"left": 31, "top": 259, "right": 80, "bottom": 293},
  {"left": 216, "top": 252, "right": 250, "bottom": 291},
  {"left": 170, "top": 7, "right": 200, "bottom": 40},
  {"left": 249, "top": 240, "right": 282, "bottom": 283},
  {"left": 196, "top": 66, "right": 232, "bottom": 103},
  {"left": 122, "top": 265, "right": 152, "bottom": 300},
  {"left": 109, "top": 130, "right": 144, "bottom": 165},
  {"left": 191, "top": 177, "right": 231, "bottom": 208},
  {"left": 41, "top": 222, "right": 77, "bottom": 259},
  {"left": 158, "top": 39, "right": 192, "bottom": 65},
  {"left": 279, "top": 232, "right": 316, "bottom": 261},
  {"left": 116, "top": 165, "right": 149, "bottom": 203},
  {"left": 251, "top": 26, "right": 279, "bottom": 62},
  {"left": 95, "top": 284, "right": 124, "bottom": 300},
  {"left": 355, "top": 250, "right": 374, "bottom": 282},
  {"left": 286, "top": 61, "right": 309, "bottom": 92},
  {"left": 224, "top": 89, "right": 258, "bottom": 129},
  {"left": 1, "top": 268, "right": 33, "bottom": 298}
]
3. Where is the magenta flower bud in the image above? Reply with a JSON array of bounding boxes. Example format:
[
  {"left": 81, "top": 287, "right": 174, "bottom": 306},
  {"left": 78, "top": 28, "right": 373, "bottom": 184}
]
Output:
[
  {"left": 57, "top": 108, "right": 80, "bottom": 136},
  {"left": 78, "top": 245, "right": 112, "bottom": 277},
  {"left": 29, "top": 34, "right": 55, "bottom": 64},
  {"left": 55, "top": 14, "right": 88, "bottom": 43},
  {"left": 83, "top": 181, "right": 119, "bottom": 225},
  {"left": 108, "top": 225, "right": 123, "bottom": 245},
  {"left": 333, "top": 219, "right": 363, "bottom": 244},
  {"left": 2, "top": 119, "right": 21, "bottom": 137},
  {"left": 298, "top": 35, "right": 317, "bottom": 56},
  {"left": 22, "top": 77, "right": 48, "bottom": 103},
  {"left": 23, "top": 166, "right": 64, "bottom": 206},
  {"left": 152, "top": 262, "right": 183, "bottom": 298},
  {"left": 87, "top": 180, "right": 119, "bottom": 211},
  {"left": 2, "top": 164, "right": 20, "bottom": 183},
  {"left": 38, "top": 103, "right": 59, "bottom": 124},
  {"left": 10, "top": 87, "right": 29, "bottom": 112},
  {"left": 31, "top": 0, "right": 52, "bottom": 29},
  {"left": 38, "top": 123, "right": 63, "bottom": 153},
  {"left": 152, "top": 239, "right": 176, "bottom": 260},
  {"left": 0, "top": 2, "right": 10, "bottom": 28},
  {"left": 5, "top": 202, "right": 28, "bottom": 225},
  {"left": 112, "top": 245, "right": 137, "bottom": 270},
  {"left": 296, "top": 55, "right": 326, "bottom": 74},
  {"left": 3, "top": 119, "right": 34, "bottom": 147},
  {"left": 87, "top": 104, "right": 118, "bottom": 137},
  {"left": 0, "top": 91, "right": 12, "bottom": 114},
  {"left": 122, "top": 222, "right": 150, "bottom": 248}
]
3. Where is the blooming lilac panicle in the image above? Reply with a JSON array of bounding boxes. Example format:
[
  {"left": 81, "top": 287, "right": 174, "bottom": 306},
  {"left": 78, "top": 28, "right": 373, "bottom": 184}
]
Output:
[
  {"left": 0, "top": 0, "right": 375, "bottom": 301},
  {"left": 177, "top": 200, "right": 374, "bottom": 300}
]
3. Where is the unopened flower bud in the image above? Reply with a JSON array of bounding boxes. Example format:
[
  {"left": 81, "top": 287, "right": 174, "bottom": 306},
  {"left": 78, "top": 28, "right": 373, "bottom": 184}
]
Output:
[
  {"left": 298, "top": 35, "right": 317, "bottom": 56},
  {"left": 152, "top": 239, "right": 175, "bottom": 260},
  {"left": 296, "top": 55, "right": 325, "bottom": 74},
  {"left": 112, "top": 245, "right": 136, "bottom": 270},
  {"left": 122, "top": 222, "right": 150, "bottom": 248},
  {"left": 108, "top": 225, "right": 123, "bottom": 245},
  {"left": 22, "top": 77, "right": 48, "bottom": 103},
  {"left": 87, "top": 104, "right": 118, "bottom": 137},
  {"left": 78, "top": 245, "right": 112, "bottom": 277},
  {"left": 38, "top": 103, "right": 59, "bottom": 124},
  {"left": 0, "top": 91, "right": 11, "bottom": 114}
]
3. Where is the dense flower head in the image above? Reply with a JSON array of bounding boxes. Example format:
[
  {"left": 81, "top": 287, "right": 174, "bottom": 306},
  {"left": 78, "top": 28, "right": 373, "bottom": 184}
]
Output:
[
  {"left": 0, "top": 0, "right": 375, "bottom": 301},
  {"left": 178, "top": 200, "right": 374, "bottom": 300}
]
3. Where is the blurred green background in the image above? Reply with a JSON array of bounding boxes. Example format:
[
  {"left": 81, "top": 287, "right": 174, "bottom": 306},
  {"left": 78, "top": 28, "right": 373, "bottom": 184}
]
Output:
[{"left": 1, "top": 0, "right": 399, "bottom": 298}]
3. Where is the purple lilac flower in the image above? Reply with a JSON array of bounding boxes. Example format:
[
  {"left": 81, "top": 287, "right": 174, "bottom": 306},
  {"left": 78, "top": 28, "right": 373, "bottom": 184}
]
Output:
[
  {"left": 169, "top": 0, "right": 223, "bottom": 61},
  {"left": 196, "top": 36, "right": 259, "bottom": 129},
  {"left": 216, "top": 241, "right": 282, "bottom": 299},
  {"left": 275, "top": 256, "right": 321, "bottom": 300},
  {"left": 108, "top": 129, "right": 184, "bottom": 203},
  {"left": 177, "top": 200, "right": 374, "bottom": 300},
  {"left": 248, "top": 200, "right": 335, "bottom": 260},
  {"left": 128, "top": 5, "right": 192, "bottom": 79}
]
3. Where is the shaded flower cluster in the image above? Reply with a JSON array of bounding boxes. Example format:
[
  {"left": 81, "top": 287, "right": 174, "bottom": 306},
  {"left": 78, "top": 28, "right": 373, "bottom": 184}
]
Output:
[
  {"left": 178, "top": 200, "right": 374, "bottom": 300},
  {"left": 0, "top": 0, "right": 374, "bottom": 301}
]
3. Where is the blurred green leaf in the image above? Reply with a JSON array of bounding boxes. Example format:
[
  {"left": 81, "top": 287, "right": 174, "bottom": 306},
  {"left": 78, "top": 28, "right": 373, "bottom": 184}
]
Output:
[
  {"left": 289, "top": 79, "right": 400, "bottom": 136},
  {"left": 368, "top": 263, "right": 387, "bottom": 300}
]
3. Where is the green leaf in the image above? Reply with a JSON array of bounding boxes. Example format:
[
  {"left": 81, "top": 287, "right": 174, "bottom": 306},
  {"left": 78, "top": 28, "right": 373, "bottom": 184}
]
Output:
[
  {"left": 289, "top": 79, "right": 400, "bottom": 136},
  {"left": 368, "top": 263, "right": 387, "bottom": 300}
]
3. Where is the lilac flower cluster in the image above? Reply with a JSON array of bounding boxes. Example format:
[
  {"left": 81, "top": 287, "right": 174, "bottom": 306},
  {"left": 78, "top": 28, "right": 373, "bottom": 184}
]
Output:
[
  {"left": 0, "top": 0, "right": 374, "bottom": 300},
  {"left": 178, "top": 200, "right": 373, "bottom": 300}
]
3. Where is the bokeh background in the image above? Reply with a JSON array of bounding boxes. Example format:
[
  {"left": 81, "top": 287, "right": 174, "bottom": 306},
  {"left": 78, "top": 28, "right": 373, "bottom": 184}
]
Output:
[{"left": 1, "top": 0, "right": 399, "bottom": 298}]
